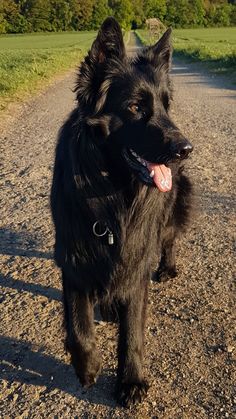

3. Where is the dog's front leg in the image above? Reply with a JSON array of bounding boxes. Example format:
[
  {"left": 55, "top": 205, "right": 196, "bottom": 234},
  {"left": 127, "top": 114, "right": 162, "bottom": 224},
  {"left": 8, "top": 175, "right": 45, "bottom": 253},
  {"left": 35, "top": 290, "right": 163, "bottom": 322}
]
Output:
[
  {"left": 154, "top": 236, "right": 177, "bottom": 282},
  {"left": 63, "top": 276, "right": 101, "bottom": 387},
  {"left": 116, "top": 282, "right": 149, "bottom": 407}
]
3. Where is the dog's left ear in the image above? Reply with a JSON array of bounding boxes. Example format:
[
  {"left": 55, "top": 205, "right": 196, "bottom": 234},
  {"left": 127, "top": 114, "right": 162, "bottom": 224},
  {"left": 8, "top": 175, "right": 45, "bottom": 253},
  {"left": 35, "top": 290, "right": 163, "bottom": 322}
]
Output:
[
  {"left": 144, "top": 28, "right": 172, "bottom": 72},
  {"left": 76, "top": 17, "right": 125, "bottom": 109},
  {"left": 91, "top": 16, "right": 125, "bottom": 63}
]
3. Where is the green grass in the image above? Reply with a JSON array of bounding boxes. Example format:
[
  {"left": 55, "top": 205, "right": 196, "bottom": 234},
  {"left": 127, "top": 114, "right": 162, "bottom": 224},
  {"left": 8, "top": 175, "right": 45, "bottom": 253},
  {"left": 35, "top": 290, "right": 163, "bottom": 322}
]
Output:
[
  {"left": 136, "top": 27, "right": 236, "bottom": 79},
  {"left": 0, "top": 31, "right": 96, "bottom": 110}
]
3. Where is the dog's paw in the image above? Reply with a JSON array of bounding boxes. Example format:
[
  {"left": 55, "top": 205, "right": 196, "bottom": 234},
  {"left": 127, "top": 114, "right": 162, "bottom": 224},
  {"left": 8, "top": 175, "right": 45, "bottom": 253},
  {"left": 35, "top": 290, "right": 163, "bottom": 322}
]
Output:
[
  {"left": 152, "top": 266, "right": 178, "bottom": 283},
  {"left": 70, "top": 349, "right": 101, "bottom": 388},
  {"left": 79, "top": 365, "right": 101, "bottom": 388},
  {"left": 77, "top": 358, "right": 101, "bottom": 388},
  {"left": 116, "top": 380, "right": 149, "bottom": 408}
]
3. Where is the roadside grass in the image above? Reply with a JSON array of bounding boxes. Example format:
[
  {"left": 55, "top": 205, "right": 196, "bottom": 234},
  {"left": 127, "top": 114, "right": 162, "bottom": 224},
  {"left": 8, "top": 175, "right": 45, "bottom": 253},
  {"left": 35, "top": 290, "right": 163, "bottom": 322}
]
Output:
[
  {"left": 0, "top": 31, "right": 96, "bottom": 110},
  {"left": 136, "top": 27, "right": 236, "bottom": 80}
]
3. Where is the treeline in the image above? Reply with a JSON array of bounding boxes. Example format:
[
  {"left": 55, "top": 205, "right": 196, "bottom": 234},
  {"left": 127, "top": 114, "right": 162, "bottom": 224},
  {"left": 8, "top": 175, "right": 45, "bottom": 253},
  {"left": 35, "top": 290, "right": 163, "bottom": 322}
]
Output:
[{"left": 0, "top": 0, "right": 236, "bottom": 34}]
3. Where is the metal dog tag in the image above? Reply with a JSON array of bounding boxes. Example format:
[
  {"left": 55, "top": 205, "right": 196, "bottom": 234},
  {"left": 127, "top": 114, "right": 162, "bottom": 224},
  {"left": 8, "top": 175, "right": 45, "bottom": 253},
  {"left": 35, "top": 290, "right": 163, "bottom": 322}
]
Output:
[{"left": 108, "top": 232, "right": 114, "bottom": 245}]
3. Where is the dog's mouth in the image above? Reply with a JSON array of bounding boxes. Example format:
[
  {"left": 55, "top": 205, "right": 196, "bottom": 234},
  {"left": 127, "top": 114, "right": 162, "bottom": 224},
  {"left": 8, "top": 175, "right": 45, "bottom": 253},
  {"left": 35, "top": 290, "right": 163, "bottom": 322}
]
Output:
[{"left": 123, "top": 148, "right": 172, "bottom": 192}]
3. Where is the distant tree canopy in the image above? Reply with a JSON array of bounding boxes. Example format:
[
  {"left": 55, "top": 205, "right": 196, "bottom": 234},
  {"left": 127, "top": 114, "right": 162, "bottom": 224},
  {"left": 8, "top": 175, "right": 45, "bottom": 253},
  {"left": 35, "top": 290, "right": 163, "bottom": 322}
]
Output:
[{"left": 0, "top": 0, "right": 235, "bottom": 33}]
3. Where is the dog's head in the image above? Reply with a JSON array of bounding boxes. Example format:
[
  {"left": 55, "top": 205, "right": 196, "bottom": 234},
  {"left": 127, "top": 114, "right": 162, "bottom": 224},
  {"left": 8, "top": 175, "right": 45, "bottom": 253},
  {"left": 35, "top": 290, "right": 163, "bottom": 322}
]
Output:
[{"left": 76, "top": 17, "right": 193, "bottom": 192}]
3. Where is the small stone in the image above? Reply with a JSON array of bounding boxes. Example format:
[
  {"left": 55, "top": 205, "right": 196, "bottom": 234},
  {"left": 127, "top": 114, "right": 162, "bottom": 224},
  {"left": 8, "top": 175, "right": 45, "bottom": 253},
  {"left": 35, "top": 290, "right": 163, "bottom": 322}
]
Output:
[
  {"left": 19, "top": 410, "right": 29, "bottom": 418},
  {"left": 13, "top": 394, "right": 19, "bottom": 402}
]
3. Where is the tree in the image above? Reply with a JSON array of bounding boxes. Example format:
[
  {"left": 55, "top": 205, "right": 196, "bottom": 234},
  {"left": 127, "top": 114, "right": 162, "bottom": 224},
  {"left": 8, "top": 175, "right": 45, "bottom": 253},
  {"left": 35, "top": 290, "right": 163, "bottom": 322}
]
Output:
[
  {"left": 91, "top": 0, "right": 112, "bottom": 29},
  {"left": 0, "top": 0, "right": 235, "bottom": 33},
  {"left": 50, "top": 0, "right": 72, "bottom": 31},
  {"left": 0, "top": 5, "right": 8, "bottom": 34},
  {"left": 165, "top": 0, "right": 206, "bottom": 28},
  {"left": 76, "top": 0, "right": 95, "bottom": 30},
  {"left": 230, "top": 3, "right": 236, "bottom": 24},
  {"left": 165, "top": 0, "right": 190, "bottom": 27},
  {"left": 211, "top": 2, "right": 232, "bottom": 25},
  {"left": 0, "top": 0, "right": 30, "bottom": 33},
  {"left": 109, "top": 0, "right": 133, "bottom": 29},
  {"left": 186, "top": 0, "right": 205, "bottom": 27},
  {"left": 131, "top": 0, "right": 145, "bottom": 28},
  {"left": 68, "top": 0, "right": 81, "bottom": 30},
  {"left": 144, "top": 0, "right": 167, "bottom": 22},
  {"left": 26, "top": 0, "right": 52, "bottom": 31}
]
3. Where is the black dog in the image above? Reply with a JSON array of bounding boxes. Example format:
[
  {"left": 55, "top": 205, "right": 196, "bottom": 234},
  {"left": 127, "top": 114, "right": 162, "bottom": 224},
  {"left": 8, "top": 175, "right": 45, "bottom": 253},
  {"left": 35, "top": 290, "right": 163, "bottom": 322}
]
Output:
[{"left": 51, "top": 17, "right": 193, "bottom": 407}]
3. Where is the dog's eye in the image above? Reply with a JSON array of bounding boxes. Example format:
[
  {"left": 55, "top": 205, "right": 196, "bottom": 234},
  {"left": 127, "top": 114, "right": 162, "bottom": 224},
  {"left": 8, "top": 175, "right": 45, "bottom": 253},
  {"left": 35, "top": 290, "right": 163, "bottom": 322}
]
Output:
[{"left": 128, "top": 104, "right": 140, "bottom": 114}]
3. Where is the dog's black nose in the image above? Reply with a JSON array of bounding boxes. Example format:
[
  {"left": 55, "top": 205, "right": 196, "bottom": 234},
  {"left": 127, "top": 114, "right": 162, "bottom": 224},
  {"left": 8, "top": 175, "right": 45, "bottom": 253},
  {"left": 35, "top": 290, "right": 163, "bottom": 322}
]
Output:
[{"left": 172, "top": 140, "right": 193, "bottom": 160}]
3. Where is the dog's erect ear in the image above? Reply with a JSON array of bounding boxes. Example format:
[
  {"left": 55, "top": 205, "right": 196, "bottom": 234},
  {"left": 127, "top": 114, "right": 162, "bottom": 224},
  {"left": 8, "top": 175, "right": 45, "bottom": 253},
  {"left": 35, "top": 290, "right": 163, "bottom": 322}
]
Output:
[
  {"left": 140, "top": 28, "right": 172, "bottom": 72},
  {"left": 152, "top": 28, "right": 172, "bottom": 67},
  {"left": 75, "top": 17, "right": 125, "bottom": 110},
  {"left": 91, "top": 17, "right": 125, "bottom": 63}
]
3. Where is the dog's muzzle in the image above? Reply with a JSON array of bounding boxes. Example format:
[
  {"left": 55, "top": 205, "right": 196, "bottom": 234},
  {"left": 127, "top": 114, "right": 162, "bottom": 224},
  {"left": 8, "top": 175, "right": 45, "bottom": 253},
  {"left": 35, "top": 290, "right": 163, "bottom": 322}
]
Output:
[{"left": 171, "top": 140, "right": 193, "bottom": 160}]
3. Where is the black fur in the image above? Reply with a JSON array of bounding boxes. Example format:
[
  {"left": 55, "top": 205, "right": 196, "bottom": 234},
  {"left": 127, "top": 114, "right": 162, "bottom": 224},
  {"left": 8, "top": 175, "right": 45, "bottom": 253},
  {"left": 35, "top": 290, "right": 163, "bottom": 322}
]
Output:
[{"left": 50, "top": 17, "right": 193, "bottom": 407}]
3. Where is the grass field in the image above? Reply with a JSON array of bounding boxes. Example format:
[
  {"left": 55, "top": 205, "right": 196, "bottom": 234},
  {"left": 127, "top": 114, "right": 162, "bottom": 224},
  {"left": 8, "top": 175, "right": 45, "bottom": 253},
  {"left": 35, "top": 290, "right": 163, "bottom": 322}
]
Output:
[
  {"left": 0, "top": 31, "right": 96, "bottom": 110},
  {"left": 136, "top": 27, "right": 236, "bottom": 79}
]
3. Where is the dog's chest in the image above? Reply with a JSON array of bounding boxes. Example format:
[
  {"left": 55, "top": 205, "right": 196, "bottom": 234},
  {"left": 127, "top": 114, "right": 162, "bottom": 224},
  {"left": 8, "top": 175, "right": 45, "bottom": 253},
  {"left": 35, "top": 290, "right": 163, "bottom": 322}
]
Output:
[{"left": 113, "top": 189, "right": 169, "bottom": 280}]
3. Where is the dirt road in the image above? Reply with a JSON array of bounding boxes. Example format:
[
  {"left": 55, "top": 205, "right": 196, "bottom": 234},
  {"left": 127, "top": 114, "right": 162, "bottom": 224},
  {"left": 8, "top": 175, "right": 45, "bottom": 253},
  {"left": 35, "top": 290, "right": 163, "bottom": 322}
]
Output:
[{"left": 0, "top": 36, "right": 235, "bottom": 418}]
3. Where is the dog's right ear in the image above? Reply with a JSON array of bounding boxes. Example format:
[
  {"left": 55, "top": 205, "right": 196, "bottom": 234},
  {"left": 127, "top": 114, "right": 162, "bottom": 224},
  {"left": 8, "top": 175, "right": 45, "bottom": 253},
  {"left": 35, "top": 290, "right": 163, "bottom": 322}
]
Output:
[
  {"left": 137, "top": 28, "right": 172, "bottom": 73},
  {"left": 75, "top": 17, "right": 125, "bottom": 109}
]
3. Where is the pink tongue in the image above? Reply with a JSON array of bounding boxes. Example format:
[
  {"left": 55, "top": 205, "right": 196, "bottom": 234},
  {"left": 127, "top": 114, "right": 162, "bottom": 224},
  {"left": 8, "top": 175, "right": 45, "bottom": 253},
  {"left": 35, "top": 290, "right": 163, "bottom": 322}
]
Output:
[{"left": 148, "top": 163, "right": 172, "bottom": 192}]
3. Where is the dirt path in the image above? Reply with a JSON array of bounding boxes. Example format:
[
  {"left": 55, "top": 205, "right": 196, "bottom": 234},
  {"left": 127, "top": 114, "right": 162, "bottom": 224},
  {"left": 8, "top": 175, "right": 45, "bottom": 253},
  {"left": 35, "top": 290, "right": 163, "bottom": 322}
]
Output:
[{"left": 0, "top": 35, "right": 235, "bottom": 419}]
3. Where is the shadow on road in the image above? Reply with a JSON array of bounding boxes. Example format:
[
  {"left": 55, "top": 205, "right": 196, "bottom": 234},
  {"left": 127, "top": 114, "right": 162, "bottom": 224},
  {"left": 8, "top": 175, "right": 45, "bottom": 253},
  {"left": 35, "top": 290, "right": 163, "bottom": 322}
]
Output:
[
  {"left": 0, "top": 273, "right": 61, "bottom": 302},
  {"left": 0, "top": 335, "right": 117, "bottom": 408},
  {"left": 172, "top": 59, "right": 236, "bottom": 95},
  {"left": 0, "top": 228, "right": 53, "bottom": 260}
]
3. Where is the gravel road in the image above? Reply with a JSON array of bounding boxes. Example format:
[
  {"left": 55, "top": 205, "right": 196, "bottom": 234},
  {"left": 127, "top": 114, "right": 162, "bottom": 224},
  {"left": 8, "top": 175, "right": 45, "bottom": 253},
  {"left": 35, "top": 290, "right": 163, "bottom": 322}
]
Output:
[{"left": 0, "top": 35, "right": 235, "bottom": 418}]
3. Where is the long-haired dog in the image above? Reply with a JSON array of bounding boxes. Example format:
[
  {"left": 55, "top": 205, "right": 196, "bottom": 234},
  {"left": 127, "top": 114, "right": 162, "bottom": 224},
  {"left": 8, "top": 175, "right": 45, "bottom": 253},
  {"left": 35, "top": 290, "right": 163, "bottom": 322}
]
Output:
[{"left": 51, "top": 17, "right": 193, "bottom": 407}]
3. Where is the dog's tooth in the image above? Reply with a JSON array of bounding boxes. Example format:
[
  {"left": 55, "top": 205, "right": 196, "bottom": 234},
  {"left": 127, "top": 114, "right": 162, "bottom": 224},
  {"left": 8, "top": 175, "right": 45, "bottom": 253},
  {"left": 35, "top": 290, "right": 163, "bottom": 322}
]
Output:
[
  {"left": 130, "top": 149, "right": 148, "bottom": 167},
  {"left": 131, "top": 149, "right": 138, "bottom": 158},
  {"left": 150, "top": 170, "right": 155, "bottom": 178}
]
